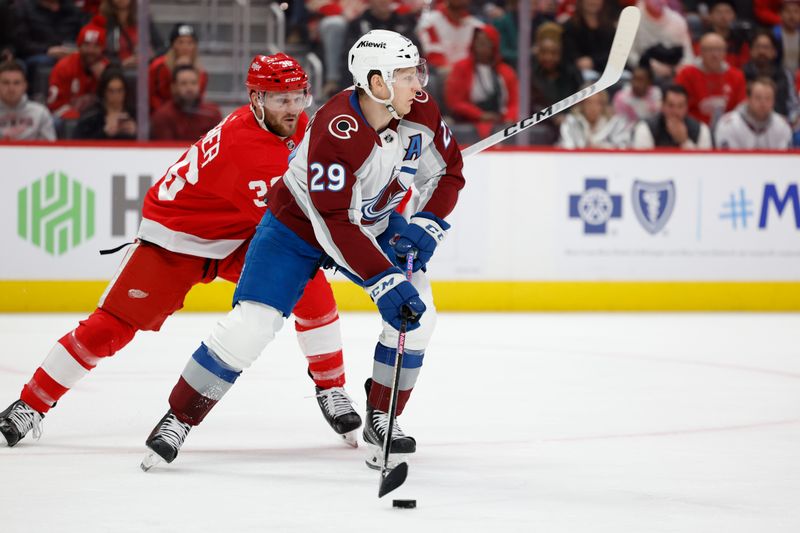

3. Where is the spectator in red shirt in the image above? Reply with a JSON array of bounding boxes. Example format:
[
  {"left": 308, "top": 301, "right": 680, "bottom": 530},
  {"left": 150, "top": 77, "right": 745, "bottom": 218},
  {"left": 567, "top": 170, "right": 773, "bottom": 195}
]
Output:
[
  {"left": 445, "top": 25, "right": 519, "bottom": 139},
  {"left": 47, "top": 24, "right": 109, "bottom": 120},
  {"left": 150, "top": 65, "right": 221, "bottom": 141},
  {"left": 148, "top": 23, "right": 207, "bottom": 113},
  {"left": 694, "top": 0, "right": 750, "bottom": 68},
  {"left": 675, "top": 32, "right": 747, "bottom": 125}
]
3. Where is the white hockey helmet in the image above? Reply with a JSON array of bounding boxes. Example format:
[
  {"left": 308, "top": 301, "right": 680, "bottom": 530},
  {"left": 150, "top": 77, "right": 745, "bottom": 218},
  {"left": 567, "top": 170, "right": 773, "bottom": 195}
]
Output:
[{"left": 348, "top": 30, "right": 428, "bottom": 118}]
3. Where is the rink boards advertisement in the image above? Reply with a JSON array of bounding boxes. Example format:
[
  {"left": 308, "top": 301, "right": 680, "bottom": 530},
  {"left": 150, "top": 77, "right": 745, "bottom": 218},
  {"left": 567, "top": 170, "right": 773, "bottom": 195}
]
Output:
[{"left": 1, "top": 144, "right": 798, "bottom": 311}]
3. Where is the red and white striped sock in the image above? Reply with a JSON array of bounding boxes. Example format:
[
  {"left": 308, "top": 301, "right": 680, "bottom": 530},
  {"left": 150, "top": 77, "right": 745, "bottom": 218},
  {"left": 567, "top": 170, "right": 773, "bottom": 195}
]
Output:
[
  {"left": 19, "top": 310, "right": 136, "bottom": 414},
  {"left": 295, "top": 311, "right": 345, "bottom": 389}
]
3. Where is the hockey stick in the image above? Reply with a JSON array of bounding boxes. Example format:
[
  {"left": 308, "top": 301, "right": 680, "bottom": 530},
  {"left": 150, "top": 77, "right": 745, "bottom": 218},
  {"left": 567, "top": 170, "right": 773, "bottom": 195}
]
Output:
[
  {"left": 378, "top": 250, "right": 416, "bottom": 498},
  {"left": 460, "top": 5, "right": 641, "bottom": 158}
]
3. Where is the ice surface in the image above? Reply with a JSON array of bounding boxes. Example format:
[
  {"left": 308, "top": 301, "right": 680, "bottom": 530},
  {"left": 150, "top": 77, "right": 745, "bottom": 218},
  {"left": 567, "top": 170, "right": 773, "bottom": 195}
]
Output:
[{"left": 2, "top": 313, "right": 799, "bottom": 532}]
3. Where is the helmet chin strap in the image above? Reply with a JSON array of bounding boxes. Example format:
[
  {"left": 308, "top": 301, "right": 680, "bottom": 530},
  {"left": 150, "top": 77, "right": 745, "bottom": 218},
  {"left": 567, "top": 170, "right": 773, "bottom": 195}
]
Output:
[{"left": 364, "top": 82, "right": 400, "bottom": 120}]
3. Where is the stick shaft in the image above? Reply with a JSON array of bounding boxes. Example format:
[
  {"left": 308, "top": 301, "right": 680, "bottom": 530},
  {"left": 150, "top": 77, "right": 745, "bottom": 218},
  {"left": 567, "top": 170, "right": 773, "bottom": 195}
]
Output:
[
  {"left": 460, "top": 6, "right": 641, "bottom": 158},
  {"left": 380, "top": 251, "right": 416, "bottom": 476}
]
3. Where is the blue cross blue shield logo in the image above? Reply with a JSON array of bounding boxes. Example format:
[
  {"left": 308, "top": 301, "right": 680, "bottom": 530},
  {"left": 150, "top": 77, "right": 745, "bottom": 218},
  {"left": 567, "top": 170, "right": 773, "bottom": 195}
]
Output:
[{"left": 632, "top": 180, "right": 675, "bottom": 234}]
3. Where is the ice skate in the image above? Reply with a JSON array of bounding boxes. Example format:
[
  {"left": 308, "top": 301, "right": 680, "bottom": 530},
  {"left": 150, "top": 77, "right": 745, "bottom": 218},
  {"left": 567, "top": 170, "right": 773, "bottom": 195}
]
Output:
[
  {"left": 0, "top": 400, "right": 44, "bottom": 447},
  {"left": 363, "top": 405, "right": 416, "bottom": 470},
  {"left": 141, "top": 410, "right": 192, "bottom": 471},
  {"left": 315, "top": 386, "right": 362, "bottom": 447}
]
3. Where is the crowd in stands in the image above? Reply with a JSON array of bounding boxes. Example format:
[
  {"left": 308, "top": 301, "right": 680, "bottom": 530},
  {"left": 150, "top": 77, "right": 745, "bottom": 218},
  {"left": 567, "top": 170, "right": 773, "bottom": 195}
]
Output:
[
  {"left": 0, "top": 0, "right": 217, "bottom": 141},
  {"left": 1, "top": 0, "right": 799, "bottom": 150}
]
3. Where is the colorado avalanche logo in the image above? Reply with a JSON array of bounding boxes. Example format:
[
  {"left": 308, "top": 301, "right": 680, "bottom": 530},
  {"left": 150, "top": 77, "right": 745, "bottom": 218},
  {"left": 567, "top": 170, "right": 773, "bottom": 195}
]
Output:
[
  {"left": 361, "top": 172, "right": 408, "bottom": 226},
  {"left": 413, "top": 90, "right": 429, "bottom": 103},
  {"left": 328, "top": 114, "right": 358, "bottom": 140},
  {"left": 632, "top": 180, "right": 675, "bottom": 234}
]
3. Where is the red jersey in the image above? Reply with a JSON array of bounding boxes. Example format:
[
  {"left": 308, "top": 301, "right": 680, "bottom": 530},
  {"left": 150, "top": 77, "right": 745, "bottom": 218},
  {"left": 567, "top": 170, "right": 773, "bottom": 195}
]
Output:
[
  {"left": 675, "top": 63, "right": 747, "bottom": 125},
  {"left": 269, "top": 89, "right": 464, "bottom": 281},
  {"left": 139, "top": 105, "right": 308, "bottom": 259},
  {"left": 47, "top": 53, "right": 106, "bottom": 119}
]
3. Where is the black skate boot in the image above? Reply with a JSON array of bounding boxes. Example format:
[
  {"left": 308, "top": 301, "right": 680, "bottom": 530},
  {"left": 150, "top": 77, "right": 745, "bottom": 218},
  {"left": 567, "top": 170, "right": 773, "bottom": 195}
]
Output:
[
  {"left": 315, "top": 386, "right": 362, "bottom": 447},
  {"left": 0, "top": 400, "right": 44, "bottom": 447},
  {"left": 363, "top": 379, "right": 416, "bottom": 470},
  {"left": 140, "top": 410, "right": 192, "bottom": 471}
]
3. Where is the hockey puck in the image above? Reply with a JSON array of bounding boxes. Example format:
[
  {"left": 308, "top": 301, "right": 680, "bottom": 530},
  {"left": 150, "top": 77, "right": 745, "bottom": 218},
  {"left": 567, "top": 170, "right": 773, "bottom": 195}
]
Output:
[{"left": 392, "top": 499, "right": 416, "bottom": 509}]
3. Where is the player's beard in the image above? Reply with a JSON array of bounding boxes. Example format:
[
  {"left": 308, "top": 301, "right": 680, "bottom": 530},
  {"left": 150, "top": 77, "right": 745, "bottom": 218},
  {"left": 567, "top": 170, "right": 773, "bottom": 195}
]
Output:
[{"left": 264, "top": 110, "right": 299, "bottom": 138}]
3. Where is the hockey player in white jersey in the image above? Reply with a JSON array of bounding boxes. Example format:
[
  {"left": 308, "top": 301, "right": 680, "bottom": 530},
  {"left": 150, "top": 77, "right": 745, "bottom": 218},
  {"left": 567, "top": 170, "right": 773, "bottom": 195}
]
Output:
[{"left": 141, "top": 30, "right": 465, "bottom": 471}]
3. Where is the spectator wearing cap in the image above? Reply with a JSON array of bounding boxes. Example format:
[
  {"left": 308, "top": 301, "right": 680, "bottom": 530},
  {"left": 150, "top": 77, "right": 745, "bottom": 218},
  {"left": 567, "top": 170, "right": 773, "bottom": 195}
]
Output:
[
  {"left": 13, "top": 0, "right": 84, "bottom": 81},
  {"left": 445, "top": 25, "right": 519, "bottom": 139},
  {"left": 47, "top": 24, "right": 109, "bottom": 120},
  {"left": 150, "top": 65, "right": 221, "bottom": 141},
  {"left": 774, "top": 0, "right": 800, "bottom": 72},
  {"left": 148, "top": 23, "right": 207, "bottom": 113},
  {"left": 612, "top": 65, "right": 662, "bottom": 122},
  {"left": 0, "top": 60, "right": 55, "bottom": 140},
  {"left": 675, "top": 32, "right": 747, "bottom": 125},
  {"left": 742, "top": 31, "right": 795, "bottom": 117},
  {"left": 632, "top": 84, "right": 713, "bottom": 149},
  {"left": 715, "top": 77, "right": 792, "bottom": 149},
  {"left": 74, "top": 66, "right": 137, "bottom": 139},
  {"left": 696, "top": 0, "right": 750, "bottom": 68},
  {"left": 417, "top": 0, "right": 484, "bottom": 76},
  {"left": 89, "top": 0, "right": 163, "bottom": 68},
  {"left": 629, "top": 0, "right": 695, "bottom": 79}
]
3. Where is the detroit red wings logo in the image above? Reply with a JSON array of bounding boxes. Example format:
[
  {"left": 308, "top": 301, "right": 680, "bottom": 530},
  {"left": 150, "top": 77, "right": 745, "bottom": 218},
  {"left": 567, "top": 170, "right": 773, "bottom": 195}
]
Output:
[{"left": 361, "top": 171, "right": 408, "bottom": 226}]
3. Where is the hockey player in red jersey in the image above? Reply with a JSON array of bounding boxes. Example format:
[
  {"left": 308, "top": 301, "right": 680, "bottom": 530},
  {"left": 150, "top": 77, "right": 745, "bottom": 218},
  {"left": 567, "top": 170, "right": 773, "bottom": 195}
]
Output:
[
  {"left": 141, "top": 30, "right": 465, "bottom": 471},
  {"left": 0, "top": 54, "right": 362, "bottom": 448}
]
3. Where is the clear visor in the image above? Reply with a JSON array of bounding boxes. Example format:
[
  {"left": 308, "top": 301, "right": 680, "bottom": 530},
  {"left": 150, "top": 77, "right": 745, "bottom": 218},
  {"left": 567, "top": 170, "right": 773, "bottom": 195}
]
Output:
[
  {"left": 261, "top": 89, "right": 312, "bottom": 112},
  {"left": 389, "top": 60, "right": 428, "bottom": 89}
]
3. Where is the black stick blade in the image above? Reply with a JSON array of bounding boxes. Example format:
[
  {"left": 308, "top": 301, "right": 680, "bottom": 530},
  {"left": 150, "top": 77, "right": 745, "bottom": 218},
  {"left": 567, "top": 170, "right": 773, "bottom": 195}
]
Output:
[{"left": 378, "top": 462, "right": 409, "bottom": 498}]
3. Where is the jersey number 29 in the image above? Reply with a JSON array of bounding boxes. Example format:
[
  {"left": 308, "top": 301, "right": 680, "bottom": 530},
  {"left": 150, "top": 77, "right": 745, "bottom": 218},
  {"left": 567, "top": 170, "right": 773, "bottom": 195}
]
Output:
[{"left": 309, "top": 163, "right": 345, "bottom": 192}]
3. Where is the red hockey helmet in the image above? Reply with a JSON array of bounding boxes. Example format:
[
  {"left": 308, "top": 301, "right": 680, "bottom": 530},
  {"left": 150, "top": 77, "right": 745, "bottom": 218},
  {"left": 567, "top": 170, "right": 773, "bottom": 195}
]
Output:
[{"left": 245, "top": 53, "right": 309, "bottom": 93}]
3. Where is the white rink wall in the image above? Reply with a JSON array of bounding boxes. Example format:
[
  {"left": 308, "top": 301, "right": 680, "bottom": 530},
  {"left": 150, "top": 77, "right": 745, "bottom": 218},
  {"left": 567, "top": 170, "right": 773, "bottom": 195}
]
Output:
[{"left": 1, "top": 144, "right": 799, "bottom": 310}]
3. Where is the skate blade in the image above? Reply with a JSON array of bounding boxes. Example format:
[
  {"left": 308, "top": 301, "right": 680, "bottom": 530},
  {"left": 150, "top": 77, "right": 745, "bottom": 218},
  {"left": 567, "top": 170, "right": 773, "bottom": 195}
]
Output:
[
  {"left": 341, "top": 429, "right": 359, "bottom": 448},
  {"left": 140, "top": 451, "right": 163, "bottom": 472},
  {"left": 365, "top": 443, "right": 408, "bottom": 471}
]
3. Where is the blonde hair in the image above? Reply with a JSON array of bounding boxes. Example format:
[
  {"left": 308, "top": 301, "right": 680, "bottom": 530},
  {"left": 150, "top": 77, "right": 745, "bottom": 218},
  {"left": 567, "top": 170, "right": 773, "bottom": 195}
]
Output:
[
  {"left": 535, "top": 22, "right": 563, "bottom": 45},
  {"left": 164, "top": 44, "right": 203, "bottom": 73}
]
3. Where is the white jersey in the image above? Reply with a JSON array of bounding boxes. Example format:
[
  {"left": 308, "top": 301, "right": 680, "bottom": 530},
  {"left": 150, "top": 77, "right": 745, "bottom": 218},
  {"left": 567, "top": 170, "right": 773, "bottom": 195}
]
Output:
[{"left": 268, "top": 89, "right": 465, "bottom": 281}]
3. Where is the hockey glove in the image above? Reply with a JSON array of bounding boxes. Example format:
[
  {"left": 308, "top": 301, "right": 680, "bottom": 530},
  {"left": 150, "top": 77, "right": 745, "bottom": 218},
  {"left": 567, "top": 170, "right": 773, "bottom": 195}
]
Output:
[
  {"left": 392, "top": 212, "right": 450, "bottom": 272},
  {"left": 365, "top": 268, "right": 426, "bottom": 331}
]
